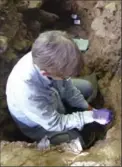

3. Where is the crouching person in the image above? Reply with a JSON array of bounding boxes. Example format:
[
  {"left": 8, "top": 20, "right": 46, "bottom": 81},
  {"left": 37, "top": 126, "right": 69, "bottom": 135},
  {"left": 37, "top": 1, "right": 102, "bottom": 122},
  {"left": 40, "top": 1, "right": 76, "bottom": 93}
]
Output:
[{"left": 6, "top": 31, "right": 112, "bottom": 153}]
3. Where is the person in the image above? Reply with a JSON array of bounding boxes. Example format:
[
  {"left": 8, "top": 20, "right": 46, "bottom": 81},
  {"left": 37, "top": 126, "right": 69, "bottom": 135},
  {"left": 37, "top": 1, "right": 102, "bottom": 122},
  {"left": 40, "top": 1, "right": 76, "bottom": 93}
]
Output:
[{"left": 6, "top": 31, "right": 112, "bottom": 152}]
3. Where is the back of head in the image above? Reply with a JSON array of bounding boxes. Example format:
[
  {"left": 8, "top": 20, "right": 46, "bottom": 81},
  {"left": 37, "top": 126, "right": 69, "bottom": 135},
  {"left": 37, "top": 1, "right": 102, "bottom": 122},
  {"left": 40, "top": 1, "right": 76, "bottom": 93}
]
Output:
[{"left": 32, "top": 30, "right": 84, "bottom": 78}]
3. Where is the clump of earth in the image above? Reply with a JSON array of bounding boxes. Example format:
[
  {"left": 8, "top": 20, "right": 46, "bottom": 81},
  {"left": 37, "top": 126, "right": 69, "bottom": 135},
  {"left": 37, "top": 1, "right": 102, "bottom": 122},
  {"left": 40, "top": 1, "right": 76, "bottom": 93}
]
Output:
[{"left": 0, "top": 0, "right": 121, "bottom": 166}]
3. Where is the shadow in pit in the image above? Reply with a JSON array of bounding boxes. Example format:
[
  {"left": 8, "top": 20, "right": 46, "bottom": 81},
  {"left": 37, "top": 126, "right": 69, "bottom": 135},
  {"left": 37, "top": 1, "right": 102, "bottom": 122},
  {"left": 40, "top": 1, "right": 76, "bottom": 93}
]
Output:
[
  {"left": 1, "top": 110, "right": 34, "bottom": 143},
  {"left": 41, "top": 0, "right": 73, "bottom": 30}
]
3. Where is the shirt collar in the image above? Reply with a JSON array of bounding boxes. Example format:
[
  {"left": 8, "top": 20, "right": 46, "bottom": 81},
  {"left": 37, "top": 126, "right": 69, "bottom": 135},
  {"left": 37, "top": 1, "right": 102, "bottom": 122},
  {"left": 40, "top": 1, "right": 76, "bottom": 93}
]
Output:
[{"left": 33, "top": 64, "right": 53, "bottom": 88}]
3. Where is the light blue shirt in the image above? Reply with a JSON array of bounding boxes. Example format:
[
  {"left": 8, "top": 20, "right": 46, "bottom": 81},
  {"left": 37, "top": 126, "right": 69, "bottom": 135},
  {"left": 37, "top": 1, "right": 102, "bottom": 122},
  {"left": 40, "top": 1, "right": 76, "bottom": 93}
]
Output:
[{"left": 6, "top": 52, "right": 89, "bottom": 132}]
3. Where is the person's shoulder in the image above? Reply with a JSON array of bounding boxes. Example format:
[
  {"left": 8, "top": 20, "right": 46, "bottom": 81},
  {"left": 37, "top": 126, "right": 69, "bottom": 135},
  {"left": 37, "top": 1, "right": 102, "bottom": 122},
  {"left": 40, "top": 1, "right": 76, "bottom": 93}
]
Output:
[
  {"left": 19, "top": 51, "right": 32, "bottom": 65},
  {"left": 6, "top": 51, "right": 33, "bottom": 86}
]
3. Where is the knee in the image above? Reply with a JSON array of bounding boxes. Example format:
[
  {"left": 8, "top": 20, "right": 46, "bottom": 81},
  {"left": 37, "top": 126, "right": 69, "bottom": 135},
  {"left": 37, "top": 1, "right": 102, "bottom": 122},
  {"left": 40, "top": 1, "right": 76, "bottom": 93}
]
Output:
[
  {"left": 72, "top": 78, "right": 94, "bottom": 99},
  {"left": 83, "top": 80, "right": 93, "bottom": 99}
]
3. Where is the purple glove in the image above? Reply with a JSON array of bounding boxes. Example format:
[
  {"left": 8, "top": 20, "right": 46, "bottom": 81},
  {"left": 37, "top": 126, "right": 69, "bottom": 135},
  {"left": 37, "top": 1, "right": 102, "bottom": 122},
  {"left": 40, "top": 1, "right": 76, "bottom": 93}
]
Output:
[{"left": 92, "top": 108, "right": 113, "bottom": 125}]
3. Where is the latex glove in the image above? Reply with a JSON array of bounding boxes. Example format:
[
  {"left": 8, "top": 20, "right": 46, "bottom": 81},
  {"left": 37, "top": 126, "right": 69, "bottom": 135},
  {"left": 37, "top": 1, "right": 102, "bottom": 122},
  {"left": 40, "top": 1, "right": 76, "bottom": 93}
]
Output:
[{"left": 93, "top": 108, "right": 113, "bottom": 125}]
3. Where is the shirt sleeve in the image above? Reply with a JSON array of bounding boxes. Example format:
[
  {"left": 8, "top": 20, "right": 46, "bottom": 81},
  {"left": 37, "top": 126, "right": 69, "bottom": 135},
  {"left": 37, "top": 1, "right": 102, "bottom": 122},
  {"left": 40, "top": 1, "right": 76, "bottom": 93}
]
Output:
[
  {"left": 63, "top": 79, "right": 89, "bottom": 110},
  {"left": 7, "top": 77, "right": 93, "bottom": 132},
  {"left": 21, "top": 94, "right": 90, "bottom": 132}
]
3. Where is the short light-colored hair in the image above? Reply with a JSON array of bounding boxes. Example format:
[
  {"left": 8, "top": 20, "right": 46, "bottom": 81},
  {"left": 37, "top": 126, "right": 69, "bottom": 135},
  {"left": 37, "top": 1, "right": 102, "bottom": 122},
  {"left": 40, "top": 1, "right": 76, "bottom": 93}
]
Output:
[{"left": 32, "top": 30, "right": 84, "bottom": 77}]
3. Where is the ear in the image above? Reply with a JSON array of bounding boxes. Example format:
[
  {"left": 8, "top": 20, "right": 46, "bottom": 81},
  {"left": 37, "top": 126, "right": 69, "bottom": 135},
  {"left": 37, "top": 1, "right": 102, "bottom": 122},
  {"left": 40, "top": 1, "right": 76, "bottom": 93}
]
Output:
[{"left": 40, "top": 70, "right": 49, "bottom": 76}]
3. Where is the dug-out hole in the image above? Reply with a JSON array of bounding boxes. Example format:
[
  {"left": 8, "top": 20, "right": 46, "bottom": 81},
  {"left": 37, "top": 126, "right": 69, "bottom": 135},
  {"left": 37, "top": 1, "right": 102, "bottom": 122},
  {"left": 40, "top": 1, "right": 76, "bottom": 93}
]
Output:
[{"left": 1, "top": 0, "right": 109, "bottom": 148}]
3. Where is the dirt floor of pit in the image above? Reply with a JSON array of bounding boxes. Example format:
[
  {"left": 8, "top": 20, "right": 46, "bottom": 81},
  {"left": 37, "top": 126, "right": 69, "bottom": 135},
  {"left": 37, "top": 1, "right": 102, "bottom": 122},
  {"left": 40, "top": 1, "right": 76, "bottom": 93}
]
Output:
[{"left": 0, "top": 0, "right": 121, "bottom": 166}]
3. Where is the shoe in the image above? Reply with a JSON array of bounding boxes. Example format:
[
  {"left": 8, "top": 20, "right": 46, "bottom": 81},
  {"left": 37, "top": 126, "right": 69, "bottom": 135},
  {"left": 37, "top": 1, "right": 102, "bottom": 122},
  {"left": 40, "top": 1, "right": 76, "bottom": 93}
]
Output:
[
  {"left": 49, "top": 128, "right": 95, "bottom": 151},
  {"left": 80, "top": 122, "right": 106, "bottom": 149}
]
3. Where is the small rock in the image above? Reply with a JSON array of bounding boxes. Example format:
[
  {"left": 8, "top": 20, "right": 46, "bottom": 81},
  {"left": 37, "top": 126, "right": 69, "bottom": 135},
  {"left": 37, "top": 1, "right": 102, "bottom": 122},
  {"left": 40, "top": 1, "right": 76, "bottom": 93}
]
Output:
[
  {"left": 71, "top": 161, "right": 103, "bottom": 166},
  {"left": 4, "top": 49, "right": 17, "bottom": 62},
  {"left": 28, "top": 0, "right": 43, "bottom": 9},
  {"left": 95, "top": 1, "right": 105, "bottom": 9},
  {"left": 91, "top": 17, "right": 103, "bottom": 31},
  {"left": 16, "top": 0, "right": 29, "bottom": 11},
  {"left": 80, "top": 152, "right": 89, "bottom": 156},
  {"left": 0, "top": 35, "right": 8, "bottom": 54},
  {"left": 0, "top": 17, "right": 5, "bottom": 21},
  {"left": 56, "top": 147, "right": 64, "bottom": 153},
  {"left": 13, "top": 39, "right": 32, "bottom": 52},
  {"left": 26, "top": 142, "right": 37, "bottom": 148},
  {"left": 105, "top": 2, "right": 117, "bottom": 13},
  {"left": 94, "top": 8, "right": 102, "bottom": 17}
]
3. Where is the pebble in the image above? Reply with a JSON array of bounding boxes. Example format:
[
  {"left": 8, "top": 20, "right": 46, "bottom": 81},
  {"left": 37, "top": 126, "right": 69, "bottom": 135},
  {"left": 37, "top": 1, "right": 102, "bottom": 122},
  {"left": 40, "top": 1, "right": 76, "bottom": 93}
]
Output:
[
  {"left": 28, "top": 0, "right": 42, "bottom": 9},
  {"left": 95, "top": 1, "right": 105, "bottom": 9},
  {"left": 105, "top": 2, "right": 117, "bottom": 13},
  {"left": 0, "top": 35, "right": 8, "bottom": 54},
  {"left": 70, "top": 161, "right": 102, "bottom": 166}
]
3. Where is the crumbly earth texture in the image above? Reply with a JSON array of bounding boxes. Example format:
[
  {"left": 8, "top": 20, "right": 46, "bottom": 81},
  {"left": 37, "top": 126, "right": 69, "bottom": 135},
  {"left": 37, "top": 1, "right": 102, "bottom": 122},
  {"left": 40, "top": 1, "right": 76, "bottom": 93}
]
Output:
[{"left": 0, "top": 0, "right": 121, "bottom": 166}]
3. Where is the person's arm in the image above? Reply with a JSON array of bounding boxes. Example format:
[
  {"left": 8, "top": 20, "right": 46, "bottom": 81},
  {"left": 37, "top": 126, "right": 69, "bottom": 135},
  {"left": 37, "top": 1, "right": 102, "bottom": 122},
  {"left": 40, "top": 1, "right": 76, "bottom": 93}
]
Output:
[
  {"left": 64, "top": 79, "right": 90, "bottom": 110},
  {"left": 21, "top": 96, "right": 94, "bottom": 132}
]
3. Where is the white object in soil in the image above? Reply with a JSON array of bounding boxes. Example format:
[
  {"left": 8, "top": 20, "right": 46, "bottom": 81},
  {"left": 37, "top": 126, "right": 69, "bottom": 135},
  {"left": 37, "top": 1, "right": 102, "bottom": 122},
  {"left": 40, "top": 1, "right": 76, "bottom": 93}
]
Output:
[
  {"left": 74, "top": 19, "right": 81, "bottom": 25},
  {"left": 73, "top": 38, "right": 89, "bottom": 51},
  {"left": 71, "top": 14, "right": 78, "bottom": 19},
  {"left": 70, "top": 161, "right": 101, "bottom": 166}
]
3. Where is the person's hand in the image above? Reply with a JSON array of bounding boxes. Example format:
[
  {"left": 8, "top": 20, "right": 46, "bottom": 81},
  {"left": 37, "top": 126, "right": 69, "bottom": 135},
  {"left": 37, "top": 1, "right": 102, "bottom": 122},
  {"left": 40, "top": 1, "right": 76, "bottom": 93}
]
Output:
[
  {"left": 88, "top": 105, "right": 93, "bottom": 110},
  {"left": 92, "top": 108, "right": 113, "bottom": 125}
]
